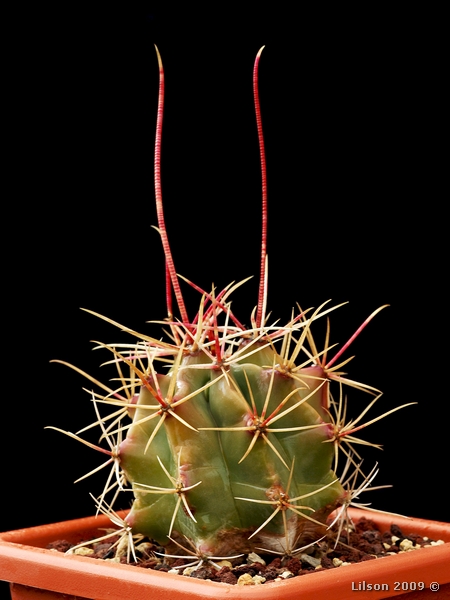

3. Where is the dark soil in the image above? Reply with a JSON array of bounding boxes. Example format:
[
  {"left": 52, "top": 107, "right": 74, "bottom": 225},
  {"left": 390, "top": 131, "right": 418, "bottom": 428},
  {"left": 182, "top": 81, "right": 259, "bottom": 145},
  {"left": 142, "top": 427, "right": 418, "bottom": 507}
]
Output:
[{"left": 46, "top": 517, "right": 442, "bottom": 586}]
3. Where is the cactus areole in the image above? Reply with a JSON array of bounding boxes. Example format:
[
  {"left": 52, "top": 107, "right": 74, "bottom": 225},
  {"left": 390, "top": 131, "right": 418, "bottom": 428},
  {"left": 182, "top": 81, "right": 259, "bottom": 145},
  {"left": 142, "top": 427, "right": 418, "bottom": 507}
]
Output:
[{"left": 49, "top": 46, "right": 413, "bottom": 563}]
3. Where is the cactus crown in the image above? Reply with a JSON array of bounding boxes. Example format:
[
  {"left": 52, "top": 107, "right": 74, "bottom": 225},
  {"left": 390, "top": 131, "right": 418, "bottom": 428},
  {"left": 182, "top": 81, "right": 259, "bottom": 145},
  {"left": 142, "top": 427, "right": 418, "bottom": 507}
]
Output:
[{"left": 48, "top": 46, "right": 413, "bottom": 564}]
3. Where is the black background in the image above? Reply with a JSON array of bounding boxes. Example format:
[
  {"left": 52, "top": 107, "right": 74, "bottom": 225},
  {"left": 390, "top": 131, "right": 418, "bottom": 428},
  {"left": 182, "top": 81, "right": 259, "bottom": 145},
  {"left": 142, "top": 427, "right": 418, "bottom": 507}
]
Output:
[{"left": 2, "top": 6, "right": 447, "bottom": 548}]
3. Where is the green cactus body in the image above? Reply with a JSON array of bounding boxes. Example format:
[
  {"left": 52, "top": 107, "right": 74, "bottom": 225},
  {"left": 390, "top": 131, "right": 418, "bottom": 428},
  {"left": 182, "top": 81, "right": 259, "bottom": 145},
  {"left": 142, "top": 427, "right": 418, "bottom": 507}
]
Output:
[
  {"left": 50, "top": 46, "right": 413, "bottom": 564},
  {"left": 119, "top": 334, "right": 344, "bottom": 556}
]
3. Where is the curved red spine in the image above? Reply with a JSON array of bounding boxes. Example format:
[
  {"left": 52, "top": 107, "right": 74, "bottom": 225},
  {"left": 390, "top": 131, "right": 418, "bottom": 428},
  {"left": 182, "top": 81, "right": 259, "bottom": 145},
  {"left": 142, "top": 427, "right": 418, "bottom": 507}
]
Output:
[
  {"left": 253, "top": 46, "right": 268, "bottom": 330},
  {"left": 154, "top": 46, "right": 189, "bottom": 326}
]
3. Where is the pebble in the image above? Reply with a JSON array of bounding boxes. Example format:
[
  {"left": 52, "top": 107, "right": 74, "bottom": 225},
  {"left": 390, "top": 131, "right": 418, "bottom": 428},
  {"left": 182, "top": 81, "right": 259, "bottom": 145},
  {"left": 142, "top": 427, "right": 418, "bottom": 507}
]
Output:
[
  {"left": 300, "top": 553, "right": 321, "bottom": 568},
  {"left": 399, "top": 539, "right": 415, "bottom": 552},
  {"left": 73, "top": 547, "right": 94, "bottom": 556},
  {"left": 237, "top": 573, "right": 266, "bottom": 585},
  {"left": 216, "top": 560, "right": 233, "bottom": 568},
  {"left": 247, "top": 552, "right": 266, "bottom": 566},
  {"left": 332, "top": 558, "right": 351, "bottom": 567},
  {"left": 279, "top": 571, "right": 293, "bottom": 579}
]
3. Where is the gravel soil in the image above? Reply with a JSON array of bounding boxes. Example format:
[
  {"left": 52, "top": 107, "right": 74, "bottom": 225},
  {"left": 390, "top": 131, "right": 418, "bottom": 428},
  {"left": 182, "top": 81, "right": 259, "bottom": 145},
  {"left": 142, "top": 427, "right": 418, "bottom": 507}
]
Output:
[{"left": 46, "top": 516, "right": 442, "bottom": 586}]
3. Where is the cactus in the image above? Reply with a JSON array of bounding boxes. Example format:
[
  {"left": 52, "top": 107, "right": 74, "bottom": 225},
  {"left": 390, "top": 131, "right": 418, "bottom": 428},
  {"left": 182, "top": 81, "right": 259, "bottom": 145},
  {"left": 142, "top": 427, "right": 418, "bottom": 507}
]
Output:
[{"left": 49, "top": 46, "right": 412, "bottom": 564}]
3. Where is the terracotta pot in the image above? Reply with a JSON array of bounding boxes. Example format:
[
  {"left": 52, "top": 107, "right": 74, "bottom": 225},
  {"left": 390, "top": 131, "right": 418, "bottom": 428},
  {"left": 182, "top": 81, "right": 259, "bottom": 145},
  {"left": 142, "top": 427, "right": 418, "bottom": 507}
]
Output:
[{"left": 1, "top": 508, "right": 449, "bottom": 600}]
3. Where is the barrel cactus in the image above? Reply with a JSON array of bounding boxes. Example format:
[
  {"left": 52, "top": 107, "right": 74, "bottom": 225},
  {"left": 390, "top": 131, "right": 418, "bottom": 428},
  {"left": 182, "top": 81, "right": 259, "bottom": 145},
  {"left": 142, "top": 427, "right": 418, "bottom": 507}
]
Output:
[{"left": 49, "top": 46, "right": 411, "bottom": 564}]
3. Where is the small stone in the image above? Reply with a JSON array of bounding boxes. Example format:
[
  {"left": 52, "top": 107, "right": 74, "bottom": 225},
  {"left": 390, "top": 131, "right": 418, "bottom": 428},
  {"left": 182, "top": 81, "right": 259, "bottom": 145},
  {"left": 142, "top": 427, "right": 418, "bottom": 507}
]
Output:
[
  {"left": 217, "top": 570, "right": 238, "bottom": 585},
  {"left": 73, "top": 547, "right": 94, "bottom": 556},
  {"left": 300, "top": 553, "right": 321, "bottom": 568},
  {"left": 279, "top": 571, "right": 293, "bottom": 579},
  {"left": 247, "top": 552, "right": 266, "bottom": 566},
  {"left": 46, "top": 540, "right": 72, "bottom": 553},
  {"left": 253, "top": 575, "right": 266, "bottom": 584},
  {"left": 215, "top": 560, "right": 233, "bottom": 568},
  {"left": 237, "top": 573, "right": 255, "bottom": 586},
  {"left": 182, "top": 567, "right": 198, "bottom": 576},
  {"left": 104, "top": 557, "right": 121, "bottom": 563},
  {"left": 390, "top": 524, "right": 404, "bottom": 538},
  {"left": 399, "top": 539, "right": 414, "bottom": 552}
]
